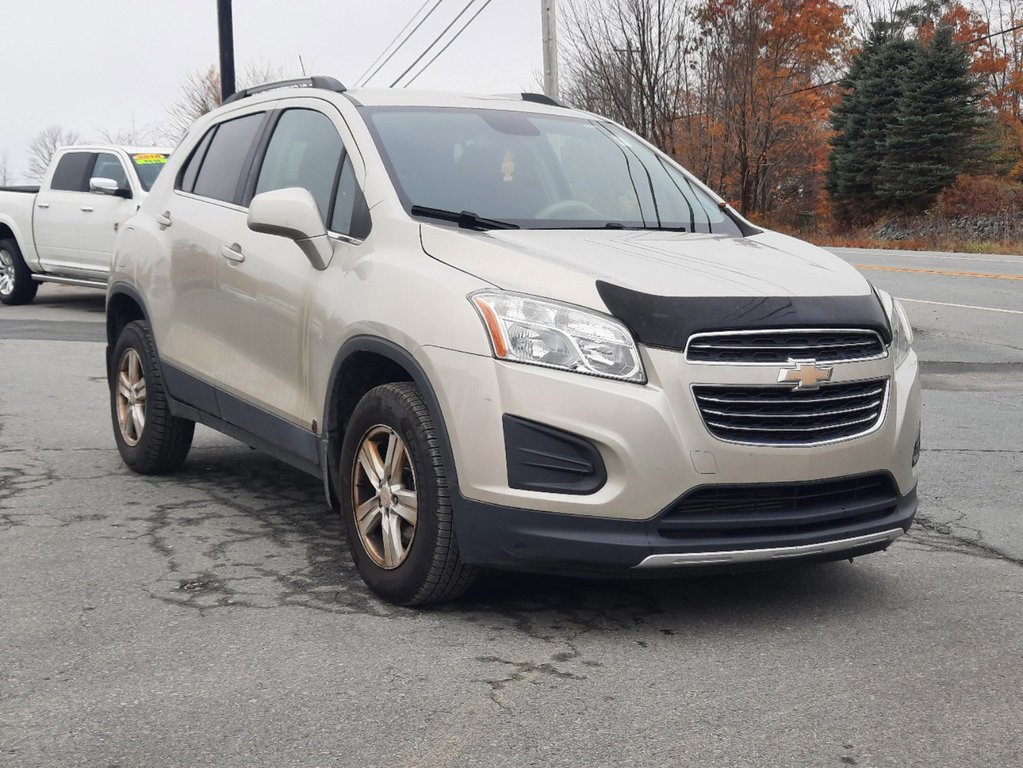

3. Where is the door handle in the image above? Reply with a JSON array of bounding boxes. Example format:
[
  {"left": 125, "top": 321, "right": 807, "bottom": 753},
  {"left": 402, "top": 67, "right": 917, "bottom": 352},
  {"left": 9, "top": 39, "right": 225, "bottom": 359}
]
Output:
[
  {"left": 37, "top": 202, "right": 50, "bottom": 209},
  {"left": 156, "top": 211, "right": 172, "bottom": 228},
  {"left": 221, "top": 243, "right": 245, "bottom": 263},
  {"left": 80, "top": 206, "right": 94, "bottom": 212}
]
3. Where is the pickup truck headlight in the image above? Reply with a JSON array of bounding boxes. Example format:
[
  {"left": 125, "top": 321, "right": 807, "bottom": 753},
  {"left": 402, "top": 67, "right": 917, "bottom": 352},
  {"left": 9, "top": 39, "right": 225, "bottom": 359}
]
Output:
[
  {"left": 470, "top": 291, "right": 646, "bottom": 383},
  {"left": 877, "top": 288, "right": 914, "bottom": 367}
]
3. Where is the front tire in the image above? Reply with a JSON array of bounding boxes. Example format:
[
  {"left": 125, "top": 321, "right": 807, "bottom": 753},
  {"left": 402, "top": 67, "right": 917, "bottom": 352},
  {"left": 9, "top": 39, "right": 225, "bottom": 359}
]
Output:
[
  {"left": 0, "top": 237, "right": 39, "bottom": 306},
  {"left": 339, "top": 382, "right": 477, "bottom": 605},
  {"left": 110, "top": 320, "right": 194, "bottom": 473}
]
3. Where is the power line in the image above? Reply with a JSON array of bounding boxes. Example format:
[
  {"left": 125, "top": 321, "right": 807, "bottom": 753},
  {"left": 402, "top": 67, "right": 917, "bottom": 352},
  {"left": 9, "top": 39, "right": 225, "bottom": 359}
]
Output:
[
  {"left": 357, "top": 0, "right": 447, "bottom": 87},
  {"left": 391, "top": 0, "right": 496, "bottom": 88},
  {"left": 965, "top": 21, "right": 1023, "bottom": 46},
  {"left": 402, "top": 0, "right": 499, "bottom": 87},
  {"left": 355, "top": 0, "right": 433, "bottom": 86}
]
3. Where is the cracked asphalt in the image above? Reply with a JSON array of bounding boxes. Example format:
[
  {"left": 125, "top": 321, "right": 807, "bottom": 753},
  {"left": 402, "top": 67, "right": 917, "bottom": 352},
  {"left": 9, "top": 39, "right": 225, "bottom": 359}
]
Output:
[{"left": 2, "top": 253, "right": 1021, "bottom": 768}]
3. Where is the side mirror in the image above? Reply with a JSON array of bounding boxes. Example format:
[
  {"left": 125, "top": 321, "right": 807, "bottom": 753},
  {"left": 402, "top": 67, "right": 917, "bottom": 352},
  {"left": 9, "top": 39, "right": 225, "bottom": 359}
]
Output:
[
  {"left": 90, "top": 177, "right": 133, "bottom": 199},
  {"left": 247, "top": 188, "right": 333, "bottom": 270}
]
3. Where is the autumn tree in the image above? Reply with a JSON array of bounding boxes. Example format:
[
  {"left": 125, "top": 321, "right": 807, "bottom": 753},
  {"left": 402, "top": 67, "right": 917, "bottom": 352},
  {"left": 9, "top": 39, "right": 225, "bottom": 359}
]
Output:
[
  {"left": 26, "top": 125, "right": 80, "bottom": 181},
  {"left": 952, "top": 0, "right": 1023, "bottom": 178},
  {"left": 689, "top": 0, "right": 850, "bottom": 216},
  {"left": 561, "top": 0, "right": 850, "bottom": 219}
]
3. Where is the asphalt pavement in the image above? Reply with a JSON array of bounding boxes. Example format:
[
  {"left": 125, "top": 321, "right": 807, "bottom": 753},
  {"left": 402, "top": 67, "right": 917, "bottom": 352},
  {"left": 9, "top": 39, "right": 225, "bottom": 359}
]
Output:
[{"left": 1, "top": 254, "right": 1021, "bottom": 768}]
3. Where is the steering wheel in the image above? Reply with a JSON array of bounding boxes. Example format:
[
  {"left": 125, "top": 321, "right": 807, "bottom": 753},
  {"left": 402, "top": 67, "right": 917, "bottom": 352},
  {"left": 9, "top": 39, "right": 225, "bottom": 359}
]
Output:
[{"left": 535, "top": 200, "right": 601, "bottom": 220}]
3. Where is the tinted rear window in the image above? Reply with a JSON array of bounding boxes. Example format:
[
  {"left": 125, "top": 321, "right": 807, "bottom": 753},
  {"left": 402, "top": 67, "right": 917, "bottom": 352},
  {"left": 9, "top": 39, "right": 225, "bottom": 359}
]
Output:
[
  {"left": 179, "top": 131, "right": 214, "bottom": 193},
  {"left": 192, "top": 113, "right": 264, "bottom": 204},
  {"left": 50, "top": 152, "right": 94, "bottom": 192}
]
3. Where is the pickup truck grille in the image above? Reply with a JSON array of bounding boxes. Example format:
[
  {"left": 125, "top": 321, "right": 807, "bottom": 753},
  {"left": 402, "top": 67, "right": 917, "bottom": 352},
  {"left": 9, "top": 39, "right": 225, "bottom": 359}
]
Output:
[
  {"left": 657, "top": 473, "right": 900, "bottom": 544},
  {"left": 693, "top": 379, "right": 888, "bottom": 445},
  {"left": 686, "top": 330, "right": 885, "bottom": 364}
]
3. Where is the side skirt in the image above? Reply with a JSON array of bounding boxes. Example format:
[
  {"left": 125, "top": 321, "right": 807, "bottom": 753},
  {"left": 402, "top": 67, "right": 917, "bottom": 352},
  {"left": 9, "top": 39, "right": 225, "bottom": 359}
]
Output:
[{"left": 162, "top": 362, "right": 323, "bottom": 481}]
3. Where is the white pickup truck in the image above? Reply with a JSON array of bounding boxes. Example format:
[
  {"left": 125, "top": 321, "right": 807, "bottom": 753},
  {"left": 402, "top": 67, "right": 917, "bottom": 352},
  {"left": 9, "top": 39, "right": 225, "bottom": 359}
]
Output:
[{"left": 0, "top": 145, "right": 170, "bottom": 305}]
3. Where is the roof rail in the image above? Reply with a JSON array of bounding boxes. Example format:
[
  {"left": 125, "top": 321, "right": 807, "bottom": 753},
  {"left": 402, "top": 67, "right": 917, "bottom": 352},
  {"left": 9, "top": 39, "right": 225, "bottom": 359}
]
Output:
[
  {"left": 520, "top": 92, "right": 564, "bottom": 108},
  {"left": 223, "top": 76, "right": 347, "bottom": 105}
]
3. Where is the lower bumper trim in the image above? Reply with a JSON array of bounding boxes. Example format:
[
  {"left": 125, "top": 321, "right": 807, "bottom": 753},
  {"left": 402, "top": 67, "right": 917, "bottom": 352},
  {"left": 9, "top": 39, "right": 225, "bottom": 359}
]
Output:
[{"left": 633, "top": 527, "right": 905, "bottom": 569}]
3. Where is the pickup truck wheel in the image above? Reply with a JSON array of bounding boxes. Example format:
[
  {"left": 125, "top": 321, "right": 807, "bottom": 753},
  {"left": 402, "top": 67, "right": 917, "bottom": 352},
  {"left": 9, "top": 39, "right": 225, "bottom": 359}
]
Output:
[
  {"left": 110, "top": 320, "right": 194, "bottom": 474},
  {"left": 0, "top": 238, "right": 38, "bottom": 306},
  {"left": 339, "top": 382, "right": 477, "bottom": 606}
]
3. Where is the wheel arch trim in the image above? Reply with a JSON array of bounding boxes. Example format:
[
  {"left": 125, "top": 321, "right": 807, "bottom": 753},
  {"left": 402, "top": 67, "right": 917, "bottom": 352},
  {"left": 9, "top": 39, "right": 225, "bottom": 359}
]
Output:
[
  {"left": 105, "top": 282, "right": 153, "bottom": 374},
  {"left": 322, "top": 336, "right": 461, "bottom": 503}
]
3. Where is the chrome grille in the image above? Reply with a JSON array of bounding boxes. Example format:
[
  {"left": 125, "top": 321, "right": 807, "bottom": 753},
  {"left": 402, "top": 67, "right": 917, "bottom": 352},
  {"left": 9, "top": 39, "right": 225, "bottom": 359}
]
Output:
[
  {"left": 693, "top": 379, "right": 888, "bottom": 445},
  {"left": 686, "top": 329, "right": 885, "bottom": 364}
]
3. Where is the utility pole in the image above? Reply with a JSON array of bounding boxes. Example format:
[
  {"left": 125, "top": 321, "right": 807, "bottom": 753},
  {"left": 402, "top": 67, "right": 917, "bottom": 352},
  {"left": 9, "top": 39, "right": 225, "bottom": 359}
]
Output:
[
  {"left": 542, "top": 0, "right": 559, "bottom": 100},
  {"left": 217, "top": 0, "right": 236, "bottom": 102}
]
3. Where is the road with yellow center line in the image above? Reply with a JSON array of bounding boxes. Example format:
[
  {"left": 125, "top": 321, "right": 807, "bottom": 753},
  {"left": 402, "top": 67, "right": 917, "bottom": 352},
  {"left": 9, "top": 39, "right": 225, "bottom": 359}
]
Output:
[{"left": 855, "top": 264, "right": 1023, "bottom": 281}]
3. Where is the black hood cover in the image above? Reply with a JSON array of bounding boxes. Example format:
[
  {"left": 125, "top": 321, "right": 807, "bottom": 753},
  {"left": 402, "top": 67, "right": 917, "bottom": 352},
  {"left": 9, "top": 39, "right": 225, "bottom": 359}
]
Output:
[{"left": 596, "top": 281, "right": 892, "bottom": 351}]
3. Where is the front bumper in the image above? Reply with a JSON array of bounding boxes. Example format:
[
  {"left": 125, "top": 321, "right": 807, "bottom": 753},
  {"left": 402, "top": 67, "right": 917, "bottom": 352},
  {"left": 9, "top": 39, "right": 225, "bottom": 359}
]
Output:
[
  {"left": 452, "top": 476, "right": 917, "bottom": 572},
  {"left": 415, "top": 342, "right": 921, "bottom": 571}
]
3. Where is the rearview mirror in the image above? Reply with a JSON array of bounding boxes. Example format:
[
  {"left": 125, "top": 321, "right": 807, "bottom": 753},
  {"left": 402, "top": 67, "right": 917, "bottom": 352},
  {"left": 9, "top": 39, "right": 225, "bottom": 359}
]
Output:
[
  {"left": 248, "top": 188, "right": 333, "bottom": 270},
  {"left": 90, "top": 177, "right": 131, "bottom": 198}
]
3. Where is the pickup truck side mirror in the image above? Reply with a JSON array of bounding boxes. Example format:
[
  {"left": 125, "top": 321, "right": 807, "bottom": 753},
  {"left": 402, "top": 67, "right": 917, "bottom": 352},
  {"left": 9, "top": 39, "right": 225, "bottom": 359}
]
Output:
[
  {"left": 90, "top": 177, "right": 133, "bottom": 199},
  {"left": 247, "top": 187, "right": 333, "bottom": 271}
]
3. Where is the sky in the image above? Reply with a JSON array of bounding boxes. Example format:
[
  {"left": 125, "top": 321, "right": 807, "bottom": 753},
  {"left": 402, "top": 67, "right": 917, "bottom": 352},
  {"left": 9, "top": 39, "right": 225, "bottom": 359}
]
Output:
[{"left": 0, "top": 0, "right": 557, "bottom": 182}]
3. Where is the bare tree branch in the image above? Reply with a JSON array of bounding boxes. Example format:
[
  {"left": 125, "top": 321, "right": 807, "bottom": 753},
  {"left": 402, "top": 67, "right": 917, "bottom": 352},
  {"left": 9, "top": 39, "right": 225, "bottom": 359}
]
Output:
[
  {"left": 165, "top": 62, "right": 289, "bottom": 141},
  {"left": 26, "top": 125, "right": 80, "bottom": 181}
]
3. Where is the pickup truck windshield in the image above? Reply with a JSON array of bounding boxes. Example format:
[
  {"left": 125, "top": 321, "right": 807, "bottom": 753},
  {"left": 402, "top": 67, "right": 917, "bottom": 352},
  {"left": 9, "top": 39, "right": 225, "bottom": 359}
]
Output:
[
  {"left": 130, "top": 153, "right": 170, "bottom": 191},
  {"left": 364, "top": 107, "right": 741, "bottom": 235}
]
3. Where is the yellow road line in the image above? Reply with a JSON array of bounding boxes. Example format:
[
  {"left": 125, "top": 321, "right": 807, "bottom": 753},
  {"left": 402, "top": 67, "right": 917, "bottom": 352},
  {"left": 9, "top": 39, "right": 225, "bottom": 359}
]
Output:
[{"left": 855, "top": 264, "right": 1023, "bottom": 281}]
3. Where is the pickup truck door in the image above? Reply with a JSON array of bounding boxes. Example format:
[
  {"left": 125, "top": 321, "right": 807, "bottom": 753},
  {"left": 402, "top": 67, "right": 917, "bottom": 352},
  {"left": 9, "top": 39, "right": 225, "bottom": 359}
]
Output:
[
  {"left": 77, "top": 152, "right": 137, "bottom": 273},
  {"left": 33, "top": 151, "right": 94, "bottom": 272}
]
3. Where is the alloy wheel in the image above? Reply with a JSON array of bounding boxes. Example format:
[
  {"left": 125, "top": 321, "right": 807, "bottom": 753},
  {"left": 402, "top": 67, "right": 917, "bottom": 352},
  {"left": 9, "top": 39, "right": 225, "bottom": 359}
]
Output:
[
  {"left": 115, "top": 348, "right": 147, "bottom": 446},
  {"left": 0, "top": 249, "right": 14, "bottom": 297},
  {"left": 351, "top": 425, "right": 419, "bottom": 569}
]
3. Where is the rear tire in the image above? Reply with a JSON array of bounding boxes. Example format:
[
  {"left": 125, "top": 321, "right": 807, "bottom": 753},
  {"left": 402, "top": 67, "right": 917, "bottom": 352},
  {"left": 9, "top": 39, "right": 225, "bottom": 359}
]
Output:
[
  {"left": 339, "top": 382, "right": 477, "bottom": 606},
  {"left": 110, "top": 320, "right": 194, "bottom": 473},
  {"left": 0, "top": 237, "right": 39, "bottom": 306}
]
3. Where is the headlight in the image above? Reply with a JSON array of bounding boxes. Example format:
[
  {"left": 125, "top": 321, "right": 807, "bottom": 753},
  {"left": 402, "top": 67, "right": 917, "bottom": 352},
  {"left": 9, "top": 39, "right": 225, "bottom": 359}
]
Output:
[
  {"left": 470, "top": 291, "right": 646, "bottom": 383},
  {"left": 877, "top": 288, "right": 913, "bottom": 367}
]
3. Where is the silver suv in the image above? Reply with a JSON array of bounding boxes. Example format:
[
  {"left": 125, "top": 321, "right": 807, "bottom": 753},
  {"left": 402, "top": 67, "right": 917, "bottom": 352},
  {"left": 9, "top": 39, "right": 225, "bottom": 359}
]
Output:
[{"left": 107, "top": 77, "right": 921, "bottom": 605}]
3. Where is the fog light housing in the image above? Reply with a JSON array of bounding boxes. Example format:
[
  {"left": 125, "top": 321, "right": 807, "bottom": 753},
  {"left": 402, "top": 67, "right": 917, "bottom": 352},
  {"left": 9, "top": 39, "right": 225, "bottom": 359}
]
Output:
[{"left": 912, "top": 425, "right": 921, "bottom": 466}]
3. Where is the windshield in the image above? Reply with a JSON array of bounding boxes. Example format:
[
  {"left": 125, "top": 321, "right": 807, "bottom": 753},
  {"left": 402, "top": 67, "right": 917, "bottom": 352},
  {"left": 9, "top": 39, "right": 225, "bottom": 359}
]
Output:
[
  {"left": 363, "top": 107, "right": 741, "bottom": 235},
  {"left": 130, "top": 153, "right": 170, "bottom": 191}
]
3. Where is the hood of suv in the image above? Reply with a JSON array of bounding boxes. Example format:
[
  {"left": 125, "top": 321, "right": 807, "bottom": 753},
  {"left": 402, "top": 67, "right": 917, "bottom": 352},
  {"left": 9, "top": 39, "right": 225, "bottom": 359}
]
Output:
[{"left": 420, "top": 225, "right": 872, "bottom": 310}]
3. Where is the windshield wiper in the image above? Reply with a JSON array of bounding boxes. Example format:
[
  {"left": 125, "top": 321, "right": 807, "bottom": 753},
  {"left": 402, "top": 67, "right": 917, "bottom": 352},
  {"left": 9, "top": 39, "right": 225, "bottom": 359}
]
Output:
[
  {"left": 410, "top": 205, "right": 519, "bottom": 231},
  {"left": 559, "top": 222, "right": 687, "bottom": 232}
]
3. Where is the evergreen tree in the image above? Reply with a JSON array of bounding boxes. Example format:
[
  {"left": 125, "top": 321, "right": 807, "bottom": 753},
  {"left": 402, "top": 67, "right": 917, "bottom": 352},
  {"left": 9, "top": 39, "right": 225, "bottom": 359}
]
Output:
[
  {"left": 876, "top": 26, "right": 988, "bottom": 211},
  {"left": 827, "top": 27, "right": 922, "bottom": 223}
]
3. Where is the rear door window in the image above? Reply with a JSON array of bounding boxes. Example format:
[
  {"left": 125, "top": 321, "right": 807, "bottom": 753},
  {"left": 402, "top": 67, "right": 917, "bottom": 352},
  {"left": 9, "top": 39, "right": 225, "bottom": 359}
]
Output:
[
  {"left": 178, "top": 130, "right": 215, "bottom": 194},
  {"left": 50, "top": 152, "right": 94, "bottom": 192},
  {"left": 192, "top": 113, "right": 265, "bottom": 204}
]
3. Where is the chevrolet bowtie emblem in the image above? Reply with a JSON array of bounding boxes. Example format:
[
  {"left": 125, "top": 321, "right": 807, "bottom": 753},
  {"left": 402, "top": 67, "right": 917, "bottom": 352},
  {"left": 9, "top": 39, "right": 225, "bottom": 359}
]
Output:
[{"left": 778, "top": 359, "right": 833, "bottom": 390}]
